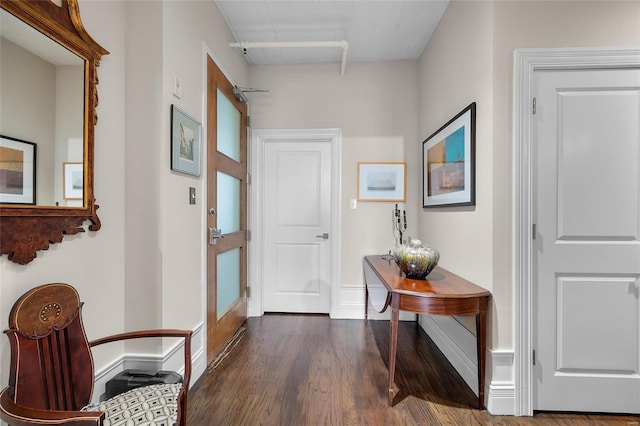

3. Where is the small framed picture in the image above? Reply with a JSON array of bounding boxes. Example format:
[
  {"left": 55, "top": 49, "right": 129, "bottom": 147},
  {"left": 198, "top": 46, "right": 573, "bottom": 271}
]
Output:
[
  {"left": 357, "top": 162, "right": 406, "bottom": 202},
  {"left": 171, "top": 105, "right": 202, "bottom": 176},
  {"left": 63, "top": 162, "right": 83, "bottom": 200},
  {"left": 0, "top": 135, "right": 37, "bottom": 204},
  {"left": 423, "top": 102, "right": 476, "bottom": 207}
]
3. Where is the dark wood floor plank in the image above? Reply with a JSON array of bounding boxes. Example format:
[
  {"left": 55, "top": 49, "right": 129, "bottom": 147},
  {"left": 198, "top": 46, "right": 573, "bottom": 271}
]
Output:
[{"left": 187, "top": 314, "right": 640, "bottom": 425}]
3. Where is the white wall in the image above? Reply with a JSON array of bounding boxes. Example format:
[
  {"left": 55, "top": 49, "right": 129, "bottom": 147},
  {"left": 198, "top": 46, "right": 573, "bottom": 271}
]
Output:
[
  {"left": 122, "top": 1, "right": 164, "bottom": 356},
  {"left": 418, "top": 0, "right": 640, "bottom": 353},
  {"left": 159, "top": 0, "right": 249, "bottom": 333},
  {"left": 414, "top": 2, "right": 640, "bottom": 412},
  {"left": 249, "top": 60, "right": 419, "bottom": 305},
  {"left": 491, "top": 1, "right": 640, "bottom": 349},
  {"left": 417, "top": 1, "right": 495, "bottom": 341},
  {"left": 0, "top": 0, "right": 249, "bottom": 389},
  {"left": 0, "top": 0, "right": 127, "bottom": 378}
]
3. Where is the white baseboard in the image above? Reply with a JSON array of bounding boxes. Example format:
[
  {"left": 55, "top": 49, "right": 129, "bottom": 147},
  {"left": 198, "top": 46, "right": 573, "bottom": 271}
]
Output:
[
  {"left": 190, "top": 323, "right": 207, "bottom": 386},
  {"left": 92, "top": 322, "right": 205, "bottom": 403},
  {"left": 487, "top": 382, "right": 516, "bottom": 415},
  {"left": 419, "top": 315, "right": 515, "bottom": 415},
  {"left": 487, "top": 350, "right": 515, "bottom": 415},
  {"left": 331, "top": 285, "right": 415, "bottom": 321},
  {"left": 331, "top": 286, "right": 364, "bottom": 319}
]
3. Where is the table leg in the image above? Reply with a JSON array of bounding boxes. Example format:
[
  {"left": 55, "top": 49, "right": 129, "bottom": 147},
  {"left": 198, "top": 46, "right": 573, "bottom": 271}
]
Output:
[
  {"left": 476, "top": 299, "right": 488, "bottom": 410},
  {"left": 365, "top": 285, "right": 369, "bottom": 319},
  {"left": 388, "top": 306, "right": 399, "bottom": 406}
]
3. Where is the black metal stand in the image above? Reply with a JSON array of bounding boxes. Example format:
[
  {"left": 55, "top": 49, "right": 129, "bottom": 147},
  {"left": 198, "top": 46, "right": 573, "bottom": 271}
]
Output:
[{"left": 394, "top": 204, "right": 407, "bottom": 245}]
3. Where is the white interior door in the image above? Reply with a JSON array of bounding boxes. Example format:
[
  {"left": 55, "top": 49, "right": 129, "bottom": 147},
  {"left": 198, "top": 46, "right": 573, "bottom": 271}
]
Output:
[
  {"left": 534, "top": 67, "right": 640, "bottom": 413},
  {"left": 263, "top": 140, "right": 332, "bottom": 313}
]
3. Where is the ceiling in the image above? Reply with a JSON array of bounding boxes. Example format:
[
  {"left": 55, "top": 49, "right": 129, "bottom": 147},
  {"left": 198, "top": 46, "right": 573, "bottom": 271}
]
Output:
[{"left": 215, "top": 0, "right": 449, "bottom": 68}]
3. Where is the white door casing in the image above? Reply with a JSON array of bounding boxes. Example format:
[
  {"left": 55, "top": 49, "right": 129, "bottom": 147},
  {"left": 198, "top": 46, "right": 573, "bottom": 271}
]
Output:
[
  {"left": 249, "top": 129, "right": 341, "bottom": 317},
  {"left": 514, "top": 48, "right": 640, "bottom": 416},
  {"left": 534, "top": 67, "right": 640, "bottom": 413}
]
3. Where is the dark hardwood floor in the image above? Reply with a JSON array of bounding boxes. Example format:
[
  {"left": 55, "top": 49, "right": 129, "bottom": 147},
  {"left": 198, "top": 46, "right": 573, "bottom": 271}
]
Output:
[{"left": 188, "top": 314, "right": 639, "bottom": 425}]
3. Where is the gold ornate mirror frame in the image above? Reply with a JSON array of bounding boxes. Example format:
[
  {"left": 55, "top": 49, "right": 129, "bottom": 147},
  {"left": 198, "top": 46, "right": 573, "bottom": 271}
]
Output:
[{"left": 0, "top": 0, "right": 108, "bottom": 264}]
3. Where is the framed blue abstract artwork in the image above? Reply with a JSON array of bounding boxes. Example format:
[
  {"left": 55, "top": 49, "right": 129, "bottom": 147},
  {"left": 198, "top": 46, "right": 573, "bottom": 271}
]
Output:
[{"left": 422, "top": 103, "right": 476, "bottom": 207}]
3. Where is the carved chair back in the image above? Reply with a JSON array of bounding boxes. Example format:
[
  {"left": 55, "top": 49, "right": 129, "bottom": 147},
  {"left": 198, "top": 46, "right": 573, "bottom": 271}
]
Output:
[{"left": 5, "top": 283, "right": 94, "bottom": 410}]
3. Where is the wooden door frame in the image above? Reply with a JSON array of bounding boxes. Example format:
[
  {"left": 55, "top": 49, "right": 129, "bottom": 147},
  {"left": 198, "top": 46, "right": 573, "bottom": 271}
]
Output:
[
  {"left": 513, "top": 47, "right": 640, "bottom": 416},
  {"left": 248, "top": 128, "right": 342, "bottom": 318}
]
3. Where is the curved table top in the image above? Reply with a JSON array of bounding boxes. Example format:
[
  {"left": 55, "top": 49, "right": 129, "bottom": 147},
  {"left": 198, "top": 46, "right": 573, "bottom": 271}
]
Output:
[{"left": 364, "top": 255, "right": 491, "bottom": 313}]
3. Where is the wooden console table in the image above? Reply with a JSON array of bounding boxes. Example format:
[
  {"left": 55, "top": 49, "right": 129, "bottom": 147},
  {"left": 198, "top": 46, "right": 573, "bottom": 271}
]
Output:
[{"left": 363, "top": 255, "right": 491, "bottom": 408}]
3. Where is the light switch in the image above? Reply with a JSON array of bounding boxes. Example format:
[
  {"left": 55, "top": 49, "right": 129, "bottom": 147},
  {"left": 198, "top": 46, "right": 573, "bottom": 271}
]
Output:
[
  {"left": 174, "top": 75, "right": 183, "bottom": 99},
  {"left": 189, "top": 187, "right": 196, "bottom": 205},
  {"left": 350, "top": 199, "right": 357, "bottom": 209}
]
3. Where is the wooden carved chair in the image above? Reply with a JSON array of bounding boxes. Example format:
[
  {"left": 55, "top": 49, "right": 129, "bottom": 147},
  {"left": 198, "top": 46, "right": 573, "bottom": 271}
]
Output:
[{"left": 0, "top": 283, "right": 192, "bottom": 426}]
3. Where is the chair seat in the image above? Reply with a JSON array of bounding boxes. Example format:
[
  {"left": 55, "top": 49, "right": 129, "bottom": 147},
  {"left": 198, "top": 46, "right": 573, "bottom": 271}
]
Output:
[{"left": 98, "top": 383, "right": 182, "bottom": 426}]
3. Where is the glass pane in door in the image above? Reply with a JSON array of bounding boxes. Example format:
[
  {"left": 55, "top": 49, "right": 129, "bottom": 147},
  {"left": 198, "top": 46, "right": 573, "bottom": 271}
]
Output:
[
  {"left": 217, "top": 89, "right": 241, "bottom": 162},
  {"left": 217, "top": 171, "right": 240, "bottom": 234},
  {"left": 217, "top": 248, "right": 240, "bottom": 318}
]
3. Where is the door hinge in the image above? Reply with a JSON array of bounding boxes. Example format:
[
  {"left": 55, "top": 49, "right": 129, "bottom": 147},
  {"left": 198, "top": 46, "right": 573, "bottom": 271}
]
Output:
[
  {"left": 532, "top": 349, "right": 536, "bottom": 365},
  {"left": 532, "top": 97, "right": 537, "bottom": 115},
  {"left": 247, "top": 115, "right": 251, "bottom": 128},
  {"left": 246, "top": 286, "right": 251, "bottom": 298},
  {"left": 532, "top": 223, "right": 537, "bottom": 240},
  {"left": 246, "top": 229, "right": 251, "bottom": 241},
  {"left": 247, "top": 172, "right": 251, "bottom": 185}
]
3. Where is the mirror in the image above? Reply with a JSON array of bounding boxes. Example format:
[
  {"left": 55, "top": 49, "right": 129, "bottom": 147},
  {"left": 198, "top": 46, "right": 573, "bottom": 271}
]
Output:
[
  {"left": 0, "top": 0, "right": 108, "bottom": 264},
  {"left": 1, "top": 8, "right": 85, "bottom": 207}
]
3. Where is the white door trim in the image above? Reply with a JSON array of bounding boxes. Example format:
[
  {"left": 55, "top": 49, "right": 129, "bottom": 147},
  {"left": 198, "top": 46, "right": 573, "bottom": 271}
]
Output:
[
  {"left": 513, "top": 47, "right": 640, "bottom": 416},
  {"left": 249, "top": 128, "right": 342, "bottom": 318}
]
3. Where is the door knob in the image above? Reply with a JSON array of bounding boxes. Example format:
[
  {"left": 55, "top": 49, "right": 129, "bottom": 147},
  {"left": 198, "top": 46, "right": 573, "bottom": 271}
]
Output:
[
  {"left": 316, "top": 233, "right": 329, "bottom": 240},
  {"left": 209, "top": 227, "right": 223, "bottom": 245}
]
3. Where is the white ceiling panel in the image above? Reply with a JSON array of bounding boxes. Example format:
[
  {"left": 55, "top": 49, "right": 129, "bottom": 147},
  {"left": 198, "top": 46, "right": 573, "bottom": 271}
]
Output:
[{"left": 216, "top": 0, "right": 449, "bottom": 65}]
